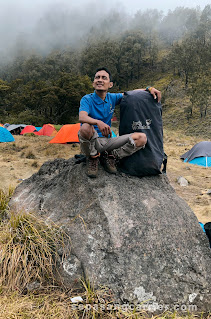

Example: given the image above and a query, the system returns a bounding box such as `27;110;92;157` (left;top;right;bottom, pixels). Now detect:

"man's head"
93;67;113;92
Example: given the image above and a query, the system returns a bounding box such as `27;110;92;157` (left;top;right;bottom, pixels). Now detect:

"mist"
0;0;209;63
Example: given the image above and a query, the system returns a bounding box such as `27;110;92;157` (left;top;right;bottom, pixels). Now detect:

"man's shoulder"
106;92;123;103
107;92;120;96
107;92;123;98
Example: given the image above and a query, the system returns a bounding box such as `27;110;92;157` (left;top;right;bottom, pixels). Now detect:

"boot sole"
86;173;98;178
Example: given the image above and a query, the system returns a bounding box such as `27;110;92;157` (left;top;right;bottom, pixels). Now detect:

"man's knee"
131;132;147;148
79;123;94;140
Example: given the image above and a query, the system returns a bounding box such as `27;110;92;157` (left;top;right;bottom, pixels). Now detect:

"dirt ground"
0;130;210;223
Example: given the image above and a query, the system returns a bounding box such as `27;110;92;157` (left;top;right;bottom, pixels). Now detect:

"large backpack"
118;90;165;177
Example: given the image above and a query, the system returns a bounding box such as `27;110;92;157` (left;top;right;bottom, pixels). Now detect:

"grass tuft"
0;187;14;221
0;210;69;292
25;150;36;159
31;160;39;168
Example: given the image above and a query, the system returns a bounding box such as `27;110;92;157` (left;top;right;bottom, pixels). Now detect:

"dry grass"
0;286;209;319
0;187;14;220
0;135;80;191
0;206;70;292
163;129;211;223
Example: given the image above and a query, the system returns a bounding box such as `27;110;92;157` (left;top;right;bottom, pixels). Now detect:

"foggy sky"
0;0;210;62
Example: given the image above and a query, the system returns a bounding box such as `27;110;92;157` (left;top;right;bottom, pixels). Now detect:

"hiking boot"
100;151;117;174
86;154;99;178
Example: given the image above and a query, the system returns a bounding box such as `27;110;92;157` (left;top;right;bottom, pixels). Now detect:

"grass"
54;124;63;131
31;160;39;167
0;287;209;318
0;193;70;292
25;150;36;159
0;187;14;220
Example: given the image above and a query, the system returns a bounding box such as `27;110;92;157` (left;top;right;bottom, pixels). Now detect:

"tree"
196;5;211;46
131;9;163;35
168;37;199;87
0;79;11;120
190;76;210;117
159;7;200;44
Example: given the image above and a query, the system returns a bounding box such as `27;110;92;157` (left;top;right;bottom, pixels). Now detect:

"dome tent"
34;124;57;137
20;125;37;135
6;124;26;135
49;123;117;144
180;141;211;167
0;127;15;142
49;124;80;144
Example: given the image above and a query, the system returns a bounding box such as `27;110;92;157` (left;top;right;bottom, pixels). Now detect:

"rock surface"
10;158;211;313
177;176;189;186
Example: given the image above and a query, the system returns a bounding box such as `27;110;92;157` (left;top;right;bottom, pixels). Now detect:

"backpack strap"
74;154;86;164
162;152;168;174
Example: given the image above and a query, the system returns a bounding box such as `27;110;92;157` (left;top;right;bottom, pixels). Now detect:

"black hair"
95;67;113;82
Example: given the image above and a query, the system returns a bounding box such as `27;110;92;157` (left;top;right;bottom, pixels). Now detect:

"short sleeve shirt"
79;91;123;136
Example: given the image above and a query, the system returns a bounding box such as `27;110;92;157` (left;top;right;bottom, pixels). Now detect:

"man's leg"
79;124;100;178
95;132;147;159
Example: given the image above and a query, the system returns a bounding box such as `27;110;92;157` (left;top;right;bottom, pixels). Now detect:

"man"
79;67;161;178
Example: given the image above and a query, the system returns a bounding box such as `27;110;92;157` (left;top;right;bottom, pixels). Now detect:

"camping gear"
34;124;57;137
199;222;205;232
204;222;211;248
20;125;37;135
118;90;164;177
75;154;86;164
50;123;116;144
0;127;15;142
6;124;26;135
49;124;80;144
180;141;211;167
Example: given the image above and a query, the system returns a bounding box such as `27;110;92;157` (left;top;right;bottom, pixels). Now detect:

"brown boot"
100;151;117;174
86;154;100;178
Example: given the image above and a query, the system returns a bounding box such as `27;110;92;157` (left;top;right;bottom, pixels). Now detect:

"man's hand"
96;120;112;137
150;88;161;103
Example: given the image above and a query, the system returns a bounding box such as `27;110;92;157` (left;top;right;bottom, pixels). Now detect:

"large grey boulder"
10;158;211;313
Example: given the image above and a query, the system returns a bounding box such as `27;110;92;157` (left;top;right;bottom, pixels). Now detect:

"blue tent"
35;127;42;131
0;127;15;142
181;141;211;167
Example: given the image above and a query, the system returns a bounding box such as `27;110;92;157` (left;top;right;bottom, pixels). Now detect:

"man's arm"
131;87;161;103
79;111;112;137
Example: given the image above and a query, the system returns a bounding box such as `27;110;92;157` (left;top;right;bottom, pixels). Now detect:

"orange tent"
20;125;37;135
34;124;57;137
49;123;80;144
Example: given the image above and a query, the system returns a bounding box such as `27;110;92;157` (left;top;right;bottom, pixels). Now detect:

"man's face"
93;70;113;92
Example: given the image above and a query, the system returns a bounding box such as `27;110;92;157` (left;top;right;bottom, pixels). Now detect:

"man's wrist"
146;86;153;92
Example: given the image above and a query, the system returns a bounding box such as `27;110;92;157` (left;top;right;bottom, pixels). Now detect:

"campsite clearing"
0;129;210;223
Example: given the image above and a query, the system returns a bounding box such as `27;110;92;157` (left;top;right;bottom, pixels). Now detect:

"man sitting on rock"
79;67;161;178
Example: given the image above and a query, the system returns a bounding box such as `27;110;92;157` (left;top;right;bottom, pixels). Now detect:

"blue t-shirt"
79;91;123;137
